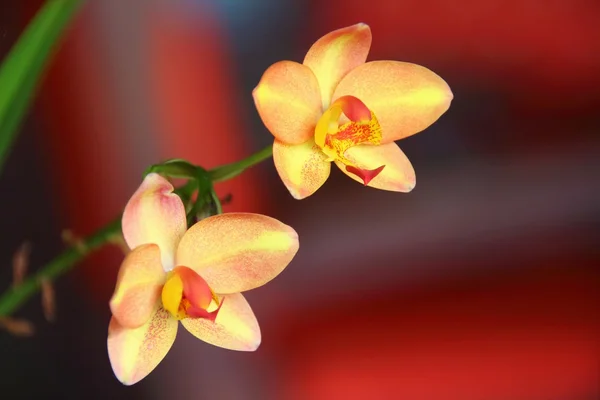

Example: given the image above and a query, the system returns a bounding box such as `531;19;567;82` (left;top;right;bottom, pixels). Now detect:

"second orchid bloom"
107;173;299;385
253;23;453;199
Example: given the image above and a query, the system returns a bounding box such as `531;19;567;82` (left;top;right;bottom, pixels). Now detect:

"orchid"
253;23;454;199
107;173;299;385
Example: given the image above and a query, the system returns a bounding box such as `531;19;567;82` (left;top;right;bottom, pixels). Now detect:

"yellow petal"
109;244;166;329
335;142;416;192
122;173;187;270
252;61;322;145
273;138;331;199
176;213;299;294
107;306;177;386
332;61;453;143
181;293;260;351
303;23;371;108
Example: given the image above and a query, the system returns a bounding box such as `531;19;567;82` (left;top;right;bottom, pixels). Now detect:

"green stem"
0;147;273;317
0;218;121;316
209;145;273;182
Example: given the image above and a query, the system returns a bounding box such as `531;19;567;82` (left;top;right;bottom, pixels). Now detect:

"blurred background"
0;0;599;399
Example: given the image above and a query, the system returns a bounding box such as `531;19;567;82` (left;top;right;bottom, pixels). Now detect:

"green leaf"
0;0;83;171
144;159;202;179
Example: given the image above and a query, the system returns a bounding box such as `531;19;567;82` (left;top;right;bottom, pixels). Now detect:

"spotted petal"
333;60;453;143
181;293;260;351
107;307;177;386
109;244;166;328
122;173;187;270
335;142;416;192
273;138;331;199
176;213;299;294
303;23;372;108
253;61;322;145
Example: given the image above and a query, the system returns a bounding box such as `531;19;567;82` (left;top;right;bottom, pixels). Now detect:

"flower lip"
346;164;386;186
314;95;384;174
334;95;372;122
161;266;219;320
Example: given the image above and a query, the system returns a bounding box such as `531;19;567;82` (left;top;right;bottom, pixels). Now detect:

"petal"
181;293;260;351
122;173;187;271
252;61;322;145
303;23;371;108
273;138;331;199
332;61;453;143
335;142;416;192
176;213;299;294
109;244;166;328
107;307;177;386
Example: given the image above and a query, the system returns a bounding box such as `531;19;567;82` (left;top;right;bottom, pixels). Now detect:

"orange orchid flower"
253;23;453;199
107;173;299;385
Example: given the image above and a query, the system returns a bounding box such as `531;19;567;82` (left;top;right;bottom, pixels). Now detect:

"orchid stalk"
0;146;273;317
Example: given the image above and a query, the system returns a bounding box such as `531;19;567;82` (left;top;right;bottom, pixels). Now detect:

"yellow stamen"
314;96;383;166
